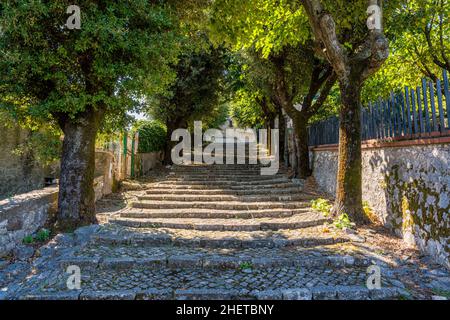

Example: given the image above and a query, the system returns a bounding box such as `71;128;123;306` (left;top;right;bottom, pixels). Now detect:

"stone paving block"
282;289;312;300
311;286;338;300
21;291;81;300
335;286;369;300
175;289;239;300
254;290;283;300
136;288;173;300
167;255;202;268
100;257;136;269
202;256;241;269
368;288;401;300
135;256;166;268
80;290;136;300
59;257;100;268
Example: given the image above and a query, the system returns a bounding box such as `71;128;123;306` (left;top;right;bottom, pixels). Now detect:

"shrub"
333;213;355;230
35;228;51;242
135;120;167;153
311;198;333;217
22;235;34;244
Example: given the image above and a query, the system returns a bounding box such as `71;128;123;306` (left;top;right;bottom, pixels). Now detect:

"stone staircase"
9;143;406;300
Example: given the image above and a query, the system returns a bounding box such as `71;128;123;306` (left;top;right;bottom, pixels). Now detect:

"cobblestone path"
1;144;449;300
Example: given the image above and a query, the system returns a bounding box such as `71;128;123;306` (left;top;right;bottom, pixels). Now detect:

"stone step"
148;182;299;190
120;208;311;219
57;244;371;270
137;194;315;203
144;187;306;196
155;177;290;186
16;265;401;300
131;200;310;210
110;212;329;231
90;225;350;249
170;170;282;176
165;174;288;181
171;165;272;171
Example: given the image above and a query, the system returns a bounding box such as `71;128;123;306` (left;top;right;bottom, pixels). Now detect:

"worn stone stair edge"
136;195;316;202
109;217;330;231
90;233;350;249
145;183;301;190
17;286;402;300
118;209;310;219
131;202;311;210
57;252;372;270
144;188;308;195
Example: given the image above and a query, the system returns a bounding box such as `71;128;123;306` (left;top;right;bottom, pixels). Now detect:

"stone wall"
310;141;450;269
0;125;58;200
0;187;58;256
0;151;117;257
136;152;163;176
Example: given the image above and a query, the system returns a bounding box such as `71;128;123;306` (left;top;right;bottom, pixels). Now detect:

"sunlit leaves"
0;0;182;129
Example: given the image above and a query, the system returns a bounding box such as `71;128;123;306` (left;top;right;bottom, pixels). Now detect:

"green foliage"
135;120;167;153
431;288;450;299
362;0;448;103
148;41;228;129
11;128;62;166
208;0;310;58
362;200;378;223
333;213;355;230
0;110;61;165
239;262;253;270
200;103;230;130
311;198;333;217
22;235;34;245
23;228;51;244
0;0;182;127
35;228;51;242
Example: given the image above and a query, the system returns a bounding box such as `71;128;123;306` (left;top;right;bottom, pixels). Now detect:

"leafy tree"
300;0;399;223
147;42;228;164
134;120;167;153
362;0;448;103
0;1;181;228
208;1;336;177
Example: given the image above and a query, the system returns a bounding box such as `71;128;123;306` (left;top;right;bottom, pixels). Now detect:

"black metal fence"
308;69;450;146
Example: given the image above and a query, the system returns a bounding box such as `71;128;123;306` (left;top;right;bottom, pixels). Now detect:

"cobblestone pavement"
1;145;449;300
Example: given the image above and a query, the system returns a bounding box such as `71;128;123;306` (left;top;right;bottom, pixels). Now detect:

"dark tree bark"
163;120;177;165
335;78;364;222
56;108;104;229
277;107;286;164
163;118;187;165
301;0;389;224
271;52;336;179
292;113;311;178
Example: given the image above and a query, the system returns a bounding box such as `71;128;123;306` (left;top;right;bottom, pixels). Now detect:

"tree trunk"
277;110;286;164
292;113;312;179
335;79;368;224
57;110;103;230
163;123;175;165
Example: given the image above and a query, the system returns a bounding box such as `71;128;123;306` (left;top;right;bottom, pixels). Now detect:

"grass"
239;262;253;270
22;228;51;245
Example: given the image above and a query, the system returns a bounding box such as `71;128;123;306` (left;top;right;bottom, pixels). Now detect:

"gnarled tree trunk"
301;0;389;224
57;109;104;229
335;79;367;223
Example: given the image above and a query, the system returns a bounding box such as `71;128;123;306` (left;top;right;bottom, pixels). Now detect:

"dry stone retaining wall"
311;142;450;269
0;151;117;257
